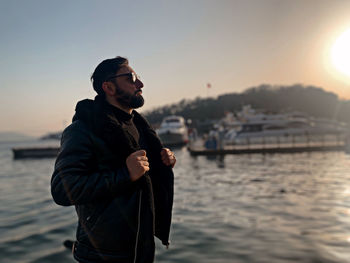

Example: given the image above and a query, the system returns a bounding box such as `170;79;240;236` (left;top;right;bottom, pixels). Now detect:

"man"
51;56;175;263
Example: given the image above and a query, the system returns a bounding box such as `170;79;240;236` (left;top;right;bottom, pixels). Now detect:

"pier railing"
188;133;349;155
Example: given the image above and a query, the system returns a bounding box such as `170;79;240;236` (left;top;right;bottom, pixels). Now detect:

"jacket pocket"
77;200;111;241
78;190;140;253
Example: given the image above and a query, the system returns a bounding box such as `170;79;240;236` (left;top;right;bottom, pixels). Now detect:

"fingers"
127;148;175;182
161;148;170;157
139;160;150;175
133;149;147;157
126;150;149;181
140;160;149;167
137;155;148;162
161;148;176;168
144;164;150;172
129;150;148;164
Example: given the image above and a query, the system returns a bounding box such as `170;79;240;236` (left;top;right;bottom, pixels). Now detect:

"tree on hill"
144;84;350;128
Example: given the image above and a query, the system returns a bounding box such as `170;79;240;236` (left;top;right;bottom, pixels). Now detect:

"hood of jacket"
72;96;139;161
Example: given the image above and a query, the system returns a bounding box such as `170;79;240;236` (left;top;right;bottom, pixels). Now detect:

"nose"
135;78;143;89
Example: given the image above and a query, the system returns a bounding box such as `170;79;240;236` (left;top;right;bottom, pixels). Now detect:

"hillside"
144;84;350;128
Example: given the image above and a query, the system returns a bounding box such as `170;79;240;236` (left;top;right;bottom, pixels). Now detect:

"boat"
12;147;60;159
197;105;349;152
221;105;349;145
12;135;61;159
156;116;189;146
40;131;62;140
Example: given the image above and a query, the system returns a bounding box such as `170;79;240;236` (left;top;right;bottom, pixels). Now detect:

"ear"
102;81;115;96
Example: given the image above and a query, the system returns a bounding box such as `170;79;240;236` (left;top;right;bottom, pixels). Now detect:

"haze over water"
1;140;350;262
2;0;350;136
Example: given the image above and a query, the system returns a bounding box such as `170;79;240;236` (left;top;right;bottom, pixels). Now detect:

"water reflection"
175;150;350;262
204;154;225;168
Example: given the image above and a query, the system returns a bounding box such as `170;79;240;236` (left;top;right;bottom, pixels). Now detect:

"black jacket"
51;97;174;262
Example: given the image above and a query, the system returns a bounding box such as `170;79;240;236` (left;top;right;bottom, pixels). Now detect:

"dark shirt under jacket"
106;104;140;144
107;103;155;262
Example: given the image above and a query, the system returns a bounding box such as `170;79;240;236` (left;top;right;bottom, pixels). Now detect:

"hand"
126;150;150;182
161;148;176;168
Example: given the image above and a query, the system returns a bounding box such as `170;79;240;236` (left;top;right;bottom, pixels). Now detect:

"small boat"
40;131;62;140
12;147;60;159
156;116;188;146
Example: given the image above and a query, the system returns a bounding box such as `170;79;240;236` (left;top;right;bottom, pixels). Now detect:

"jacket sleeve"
51;123;132;206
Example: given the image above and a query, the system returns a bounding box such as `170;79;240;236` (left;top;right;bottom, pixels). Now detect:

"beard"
114;86;144;109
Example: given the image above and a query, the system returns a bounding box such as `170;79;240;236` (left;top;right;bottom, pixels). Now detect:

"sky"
1;0;350;136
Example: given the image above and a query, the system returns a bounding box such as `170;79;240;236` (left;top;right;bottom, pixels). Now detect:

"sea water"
1;140;350;263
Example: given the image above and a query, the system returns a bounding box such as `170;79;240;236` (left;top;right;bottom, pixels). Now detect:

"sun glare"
331;28;350;77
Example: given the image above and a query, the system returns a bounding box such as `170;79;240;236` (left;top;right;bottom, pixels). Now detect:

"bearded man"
51;56;175;263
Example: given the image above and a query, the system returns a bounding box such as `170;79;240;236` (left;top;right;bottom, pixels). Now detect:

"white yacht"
157;116;188;146
222;105;348;145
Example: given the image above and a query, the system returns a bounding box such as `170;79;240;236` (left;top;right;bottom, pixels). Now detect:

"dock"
12;147;60;159
188;139;347;156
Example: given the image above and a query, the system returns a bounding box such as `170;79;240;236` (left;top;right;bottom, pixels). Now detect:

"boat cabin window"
264;125;286;130
166;119;180;123
241;124;263;132
287;122;308;128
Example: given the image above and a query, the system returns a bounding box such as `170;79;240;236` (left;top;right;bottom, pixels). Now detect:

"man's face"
110;65;144;109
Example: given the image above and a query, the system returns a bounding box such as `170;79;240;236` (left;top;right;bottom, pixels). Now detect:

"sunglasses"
106;72;140;83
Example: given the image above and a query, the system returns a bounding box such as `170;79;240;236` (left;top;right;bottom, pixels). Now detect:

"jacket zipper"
133;189;142;263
